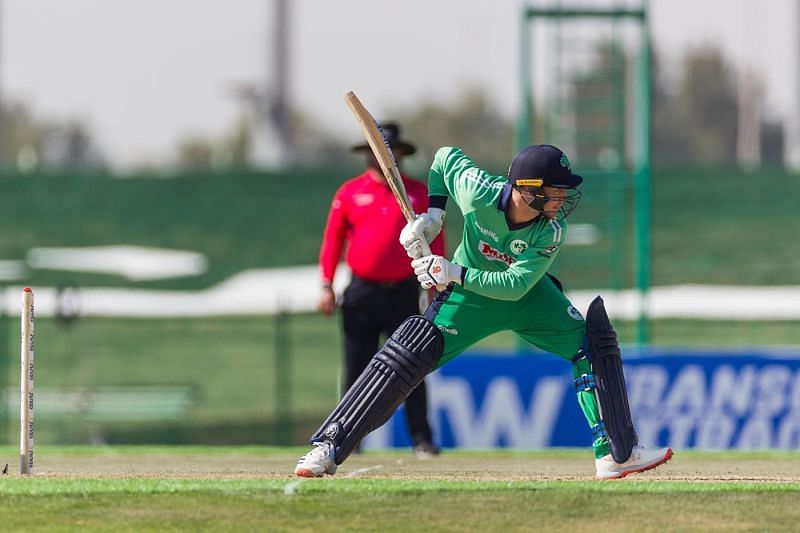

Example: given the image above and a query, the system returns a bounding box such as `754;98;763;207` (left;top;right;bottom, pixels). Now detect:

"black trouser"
340;275;434;444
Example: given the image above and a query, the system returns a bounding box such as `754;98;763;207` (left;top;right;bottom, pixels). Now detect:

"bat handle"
416;239;447;293
419;239;433;258
405;215;446;293
404;212;433;257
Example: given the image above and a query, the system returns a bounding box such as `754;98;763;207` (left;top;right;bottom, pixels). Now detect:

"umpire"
318;122;444;458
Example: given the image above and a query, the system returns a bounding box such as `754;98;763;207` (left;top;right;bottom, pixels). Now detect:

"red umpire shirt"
320;168;445;285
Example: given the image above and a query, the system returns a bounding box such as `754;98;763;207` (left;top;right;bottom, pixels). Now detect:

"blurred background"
0;0;797;449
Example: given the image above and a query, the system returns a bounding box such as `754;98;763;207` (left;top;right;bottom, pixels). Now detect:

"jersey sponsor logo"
473;220;499;242
353;193;374;206
479;241;516;266
437;324;459;335
537;244;560;258
509;239;528;255
567;305;583;321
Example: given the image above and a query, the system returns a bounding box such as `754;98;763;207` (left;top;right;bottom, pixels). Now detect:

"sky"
2;0;797;168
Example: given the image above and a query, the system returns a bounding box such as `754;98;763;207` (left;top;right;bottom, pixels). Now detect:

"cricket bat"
344;90;442;297
343;92;431;251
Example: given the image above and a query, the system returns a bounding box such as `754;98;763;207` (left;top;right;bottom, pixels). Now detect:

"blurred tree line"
0;42;784;172
314;42;784;172
390;44;783;170
652;44;783;165
0;99;106;171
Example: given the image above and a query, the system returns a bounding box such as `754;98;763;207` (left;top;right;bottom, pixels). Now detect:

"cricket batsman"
295;144;673;479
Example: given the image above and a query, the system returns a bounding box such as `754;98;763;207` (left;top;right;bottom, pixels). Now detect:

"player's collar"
497;182;513;211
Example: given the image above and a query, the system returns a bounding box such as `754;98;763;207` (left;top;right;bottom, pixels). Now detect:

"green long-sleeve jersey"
429;147;567;301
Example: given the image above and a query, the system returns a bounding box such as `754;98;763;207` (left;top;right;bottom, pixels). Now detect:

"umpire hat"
351;122;417;156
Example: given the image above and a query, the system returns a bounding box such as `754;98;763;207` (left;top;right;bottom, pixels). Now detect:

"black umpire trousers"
340;274;434;444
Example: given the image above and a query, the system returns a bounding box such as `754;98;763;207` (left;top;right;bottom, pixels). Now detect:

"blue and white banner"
364;349;800;450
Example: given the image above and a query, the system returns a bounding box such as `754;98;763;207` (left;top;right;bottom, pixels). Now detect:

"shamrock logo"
560;153;571;170
509;239;528;255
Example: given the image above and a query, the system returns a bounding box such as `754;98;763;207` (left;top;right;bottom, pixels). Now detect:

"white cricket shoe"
595;445;673;480
294;442;337;478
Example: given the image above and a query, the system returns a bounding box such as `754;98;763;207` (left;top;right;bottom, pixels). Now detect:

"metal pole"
785;0;800;170
609;18;625;291
0;0;4;166
515;4;533;153
272;0;291;163
633;1;652;344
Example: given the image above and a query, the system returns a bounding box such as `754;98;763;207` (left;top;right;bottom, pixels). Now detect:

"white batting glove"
399;208;446;259
399;218;427;259
416;208;446;243
411;255;463;290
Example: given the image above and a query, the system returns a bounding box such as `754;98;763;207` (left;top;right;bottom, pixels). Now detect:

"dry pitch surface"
11;446;800;482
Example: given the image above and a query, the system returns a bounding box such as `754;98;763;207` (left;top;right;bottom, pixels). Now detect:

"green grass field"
1;446;799;531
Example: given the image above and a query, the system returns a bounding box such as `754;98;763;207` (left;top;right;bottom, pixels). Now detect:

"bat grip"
404;214;445;293
415;238;446;293
419;239;433;258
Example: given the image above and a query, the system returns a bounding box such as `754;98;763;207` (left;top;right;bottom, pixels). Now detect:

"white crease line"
283;479;305;496
345;465;383;478
284;463;384;494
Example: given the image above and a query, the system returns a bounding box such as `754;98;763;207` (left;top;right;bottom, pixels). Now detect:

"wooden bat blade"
344;90;441;294
344;91;417;224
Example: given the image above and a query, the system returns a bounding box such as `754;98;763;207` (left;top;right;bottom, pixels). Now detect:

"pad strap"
592;421;607;441
574;374;596;393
